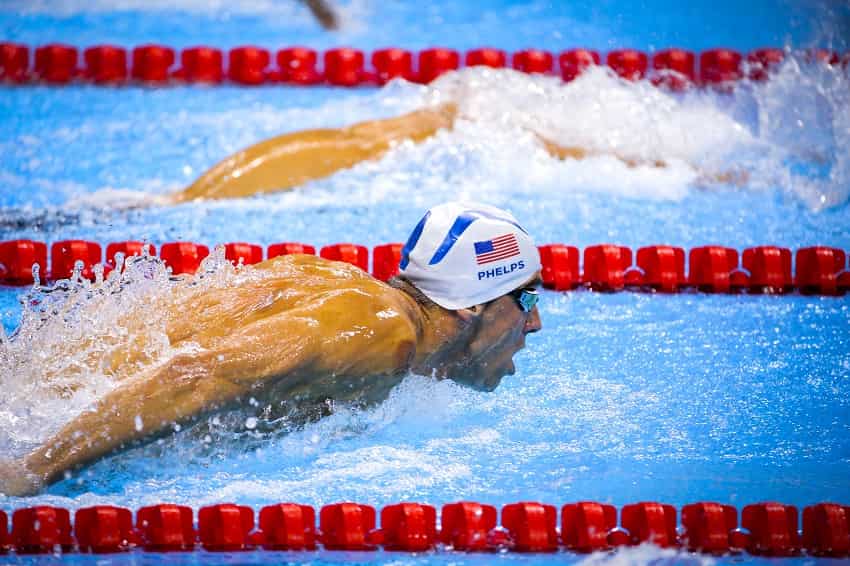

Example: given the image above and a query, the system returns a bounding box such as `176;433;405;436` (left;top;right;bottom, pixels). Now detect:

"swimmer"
167;102;744;203
0;202;543;496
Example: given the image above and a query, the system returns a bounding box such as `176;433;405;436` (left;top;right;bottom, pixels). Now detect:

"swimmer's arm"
16;328;315;493
536;134;748;185
535;134;667;168
170;103;458;202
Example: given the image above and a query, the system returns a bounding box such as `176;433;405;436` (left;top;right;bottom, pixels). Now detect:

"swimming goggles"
508;286;540;313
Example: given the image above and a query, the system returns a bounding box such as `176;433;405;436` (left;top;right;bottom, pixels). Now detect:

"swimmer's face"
447;278;543;391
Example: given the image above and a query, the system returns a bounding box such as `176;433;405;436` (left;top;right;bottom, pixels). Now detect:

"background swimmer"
0;202;542;496
169;97;744;203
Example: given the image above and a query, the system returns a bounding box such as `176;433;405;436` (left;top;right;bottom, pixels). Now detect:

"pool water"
0;1;849;564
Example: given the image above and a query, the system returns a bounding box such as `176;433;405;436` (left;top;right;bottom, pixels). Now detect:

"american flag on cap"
474;233;520;265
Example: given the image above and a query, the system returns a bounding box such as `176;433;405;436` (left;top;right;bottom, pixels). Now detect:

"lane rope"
1;501;848;556
1;43;847;88
1;239;847;296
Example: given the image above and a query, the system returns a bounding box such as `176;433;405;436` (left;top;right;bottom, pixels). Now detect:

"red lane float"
512;49;553;74
0;42;29;83
268;242;316;258
75;506;135;553
0;239;47;284
319;503;377;550
651;48;695;91
607;49;648;81
502;502;559;552
621;502;678;547
132;45;175;83
136;504;195;552
700;48;742;86
198;504;254;552
12;506;73;554
561;502;618;552
803;503;850;557
83;45;127;84
324;48;366;86
277;47;322;85
804;49;840;66
228;47;270;86
558;48;600;82
258;503;317;550
688;246;739;293
466;48;506;69
440;502;497;551
51;240;102;280
795;246;846;296
372;48;414;84
0;509;7;551
372;243;403;281
743;503;800;556
747;48;785;81
380;503;437;551
159;242;210;275
636;245;686;292
223;242;263;266
742;246;792;293
681;502;740;554
175;47;223;83
105;241;156;269
583;244;632;291
418;48;460;83
34;44;78;84
538;244;580;291
320;243;369;271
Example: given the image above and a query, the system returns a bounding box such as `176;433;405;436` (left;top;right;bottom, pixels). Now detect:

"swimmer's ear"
455;304;486;322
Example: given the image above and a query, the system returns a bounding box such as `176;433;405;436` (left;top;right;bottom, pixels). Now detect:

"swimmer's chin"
475;364;515;392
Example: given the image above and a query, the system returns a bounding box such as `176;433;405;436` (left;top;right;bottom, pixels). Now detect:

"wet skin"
0;254;541;495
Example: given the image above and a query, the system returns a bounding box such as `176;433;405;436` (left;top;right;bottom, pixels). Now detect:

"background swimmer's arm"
15;326;316;494
536;134;666;168
536;134;748;185
170;104;458;202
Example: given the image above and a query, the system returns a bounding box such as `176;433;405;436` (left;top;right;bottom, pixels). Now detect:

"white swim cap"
399;202;541;310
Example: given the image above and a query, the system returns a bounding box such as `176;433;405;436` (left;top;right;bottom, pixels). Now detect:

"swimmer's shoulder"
256;253;420;337
254;254;420;376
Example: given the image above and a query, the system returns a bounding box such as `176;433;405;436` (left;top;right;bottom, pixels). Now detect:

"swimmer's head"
395;201;543;391
398;201;542;310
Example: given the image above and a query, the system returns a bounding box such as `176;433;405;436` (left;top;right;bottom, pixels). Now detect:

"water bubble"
245;417;258;430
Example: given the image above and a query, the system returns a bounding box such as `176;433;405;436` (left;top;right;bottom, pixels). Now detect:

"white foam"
0;247;245;456
575;544;716;566
65;187;170;210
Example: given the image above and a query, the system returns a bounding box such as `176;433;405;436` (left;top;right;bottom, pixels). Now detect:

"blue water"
1;1;850;564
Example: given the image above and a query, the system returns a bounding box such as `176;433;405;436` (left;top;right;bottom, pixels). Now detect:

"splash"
575;544;716;566
407;62;849;209
0;246;244;457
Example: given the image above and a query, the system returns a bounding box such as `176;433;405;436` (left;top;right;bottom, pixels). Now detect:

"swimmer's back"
165;254;421;379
